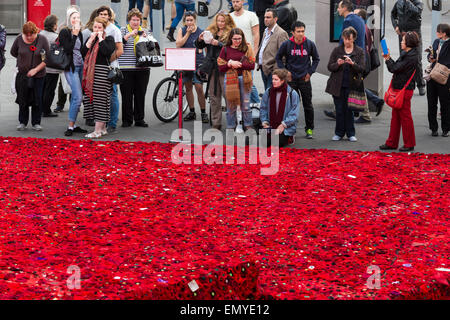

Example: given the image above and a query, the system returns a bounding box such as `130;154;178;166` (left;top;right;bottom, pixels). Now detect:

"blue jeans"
250;71;260;104
333;87;355;138
149;0;165;31
248;0;254;11
128;0;144;12
365;88;383;105
224;75;252;129
171;2;196;29
64;65;83;123
109;84;119;128
261;69;272;91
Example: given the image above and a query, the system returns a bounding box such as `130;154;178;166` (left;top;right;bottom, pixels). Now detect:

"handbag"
106;58;123;84
369;46;380;71
46;38;71;70
135;34;163;68
347;74;367;112
430;62;450;85
384;70;415;109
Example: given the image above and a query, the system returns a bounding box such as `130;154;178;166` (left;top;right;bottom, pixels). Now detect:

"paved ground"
0;0;448;154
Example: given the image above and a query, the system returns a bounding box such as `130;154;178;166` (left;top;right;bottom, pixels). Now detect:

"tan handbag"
430;62;450;85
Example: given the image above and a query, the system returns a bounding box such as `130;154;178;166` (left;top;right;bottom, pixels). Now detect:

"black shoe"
376;100;385;116
443;131;449;137
379;144;396;150
43;112;58;117
64;128;74;136
324;110;336;119
399;146;414;152
431;131;439;137
184;111;196;121
135;121;149;127
54;106;64;113
201;113;209;123
355;117;371;124
121;122;132;127
418;86;426;96
85;119;95;127
167;27;176;42
73;126;87;133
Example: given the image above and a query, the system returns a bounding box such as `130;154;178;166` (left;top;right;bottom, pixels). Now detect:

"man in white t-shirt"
230;0;261;107
97;6;123;133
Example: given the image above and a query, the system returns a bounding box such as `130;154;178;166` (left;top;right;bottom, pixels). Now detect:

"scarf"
82;37;101;103
217;45;255;108
127;24;143;54
269;82;288;129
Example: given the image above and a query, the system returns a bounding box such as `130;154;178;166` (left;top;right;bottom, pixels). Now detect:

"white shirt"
230;10;259;51
105;23;122;68
258;24;277;65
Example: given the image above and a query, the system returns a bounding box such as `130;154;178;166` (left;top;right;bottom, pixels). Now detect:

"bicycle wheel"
208;0;223;19
153;77;187;122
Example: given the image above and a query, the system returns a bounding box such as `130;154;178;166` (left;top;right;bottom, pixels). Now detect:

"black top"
386;47;419;90
254;0;274;14
59;27;84;72
80;36;116;66
391;0;423;32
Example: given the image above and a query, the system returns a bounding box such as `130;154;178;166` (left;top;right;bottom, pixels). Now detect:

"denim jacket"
260;85;300;137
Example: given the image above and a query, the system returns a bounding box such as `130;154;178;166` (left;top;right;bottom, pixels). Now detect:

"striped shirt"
119;27;150;70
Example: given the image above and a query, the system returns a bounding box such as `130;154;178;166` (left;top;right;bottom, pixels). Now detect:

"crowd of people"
0;0;448;151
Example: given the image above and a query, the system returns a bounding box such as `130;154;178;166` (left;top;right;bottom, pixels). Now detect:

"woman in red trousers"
379;32;420;152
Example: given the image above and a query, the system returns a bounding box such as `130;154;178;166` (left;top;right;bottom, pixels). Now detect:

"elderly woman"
118;9;151;128
260;68;300;147
325;26;365;142
81;17;116;138
195;12;236;130
379;31;421;152
11;21;50;131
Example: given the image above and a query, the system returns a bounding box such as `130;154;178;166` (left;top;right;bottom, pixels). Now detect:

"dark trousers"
333;87;355;138
427;79;450;132
57;79;68;108
128;0;144;12
42;73;59;114
261;69;272;91
399;30;425;88
289;79;314;131
19;77;45;126
119;69;150;124
266;131;291;148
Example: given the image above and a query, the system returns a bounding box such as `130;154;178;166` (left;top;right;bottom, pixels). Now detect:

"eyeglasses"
232;38;242;41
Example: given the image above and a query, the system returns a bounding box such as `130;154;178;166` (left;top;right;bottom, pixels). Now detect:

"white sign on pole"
165;48;197;71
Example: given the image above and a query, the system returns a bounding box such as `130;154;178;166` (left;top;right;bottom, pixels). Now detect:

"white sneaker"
17;124;26;131
332;135;342;141
32;124;42;131
349;136;358;142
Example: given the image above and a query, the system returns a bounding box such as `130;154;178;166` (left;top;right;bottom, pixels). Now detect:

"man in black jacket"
273;0;298;37
391;0;426;95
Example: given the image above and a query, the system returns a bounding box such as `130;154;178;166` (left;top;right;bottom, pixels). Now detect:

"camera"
137;31;144;36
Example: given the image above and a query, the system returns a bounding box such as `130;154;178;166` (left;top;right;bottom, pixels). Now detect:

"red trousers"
385;90;416;148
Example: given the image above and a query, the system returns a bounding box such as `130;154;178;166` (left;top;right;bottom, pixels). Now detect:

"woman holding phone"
325;27;365;142
81;17;116;138
119;9;151;128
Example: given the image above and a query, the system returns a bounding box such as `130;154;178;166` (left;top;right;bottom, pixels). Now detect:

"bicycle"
152;70;189;123
206;0;250;19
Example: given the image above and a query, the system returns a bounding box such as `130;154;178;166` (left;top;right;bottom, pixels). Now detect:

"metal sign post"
431;0;442;42
151;0;163;48
165;48;197;144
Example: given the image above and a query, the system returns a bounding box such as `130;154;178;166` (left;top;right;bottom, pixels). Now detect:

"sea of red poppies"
0;137;448;300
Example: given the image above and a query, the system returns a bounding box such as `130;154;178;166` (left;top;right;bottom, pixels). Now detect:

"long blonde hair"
206;12;236;43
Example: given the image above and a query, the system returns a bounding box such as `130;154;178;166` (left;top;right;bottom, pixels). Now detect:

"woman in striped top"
81;17;116;138
118;9;151;128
